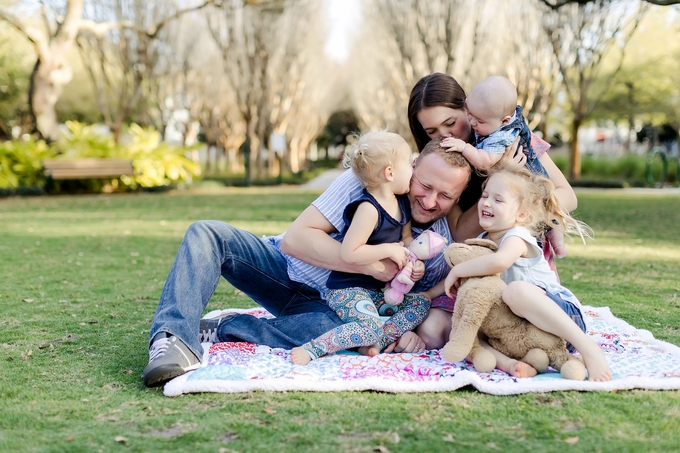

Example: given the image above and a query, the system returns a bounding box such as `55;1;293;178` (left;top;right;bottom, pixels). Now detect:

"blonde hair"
343;131;409;188
484;164;593;243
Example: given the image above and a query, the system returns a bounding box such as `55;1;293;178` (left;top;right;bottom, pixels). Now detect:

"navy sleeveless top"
326;189;411;290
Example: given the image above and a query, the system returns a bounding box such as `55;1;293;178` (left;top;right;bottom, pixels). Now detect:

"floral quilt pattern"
164;306;680;396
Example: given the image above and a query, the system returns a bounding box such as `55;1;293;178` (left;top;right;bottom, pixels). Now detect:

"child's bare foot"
489;348;537;377
579;341;612;382
291;347;312;365
358;344;380;357
497;359;538;378
511;360;538;378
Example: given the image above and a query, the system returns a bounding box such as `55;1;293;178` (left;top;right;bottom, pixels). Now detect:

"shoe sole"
143;362;202;387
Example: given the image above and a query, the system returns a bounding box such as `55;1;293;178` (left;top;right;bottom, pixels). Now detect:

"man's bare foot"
579;341;612;382
509;360;538;378
358;344;380;357
291;347;312;365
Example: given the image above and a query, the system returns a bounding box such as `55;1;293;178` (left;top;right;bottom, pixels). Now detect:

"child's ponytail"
536;176;593;244
342;131;408;188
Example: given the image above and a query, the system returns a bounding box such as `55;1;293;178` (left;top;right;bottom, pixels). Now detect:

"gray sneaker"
142;333;201;387
198;312;237;343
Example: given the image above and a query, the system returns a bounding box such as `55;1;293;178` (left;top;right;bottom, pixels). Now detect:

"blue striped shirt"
266;169;453;298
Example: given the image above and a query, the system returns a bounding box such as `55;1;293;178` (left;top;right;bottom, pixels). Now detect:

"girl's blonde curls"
484;164;593;243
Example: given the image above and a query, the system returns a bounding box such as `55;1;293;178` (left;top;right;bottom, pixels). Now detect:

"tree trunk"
569;117;582;180
30;58;74;141
27;0;84;141
625;82;635;153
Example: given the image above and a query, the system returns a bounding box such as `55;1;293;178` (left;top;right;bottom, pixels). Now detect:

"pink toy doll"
383;230;448;309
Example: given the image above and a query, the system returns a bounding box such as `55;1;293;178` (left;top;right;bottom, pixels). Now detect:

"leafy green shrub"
610;154;647;179
568;178;628;188
117;124;201;188
0;137;54;188
203;165;333;187
579;154;647;180
0;186;44;196
53;121;201;189
547;153;669;185
52;121;118;158
0;122;201;193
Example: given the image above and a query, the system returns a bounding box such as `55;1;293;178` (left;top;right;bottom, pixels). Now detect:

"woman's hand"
383;331;426;354
499;135;525;167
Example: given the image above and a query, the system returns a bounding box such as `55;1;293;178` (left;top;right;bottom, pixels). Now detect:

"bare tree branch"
0;7;47;51
542;0;649;178
539;0;679;9
143;0;217;38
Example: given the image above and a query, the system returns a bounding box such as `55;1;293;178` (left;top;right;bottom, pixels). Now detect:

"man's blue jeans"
149;220;343;360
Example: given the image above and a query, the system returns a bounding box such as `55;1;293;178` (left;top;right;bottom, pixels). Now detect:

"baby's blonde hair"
343;131;409;188
484;164;593;243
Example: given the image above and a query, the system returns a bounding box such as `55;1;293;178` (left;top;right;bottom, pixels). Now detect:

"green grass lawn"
1;187;679;452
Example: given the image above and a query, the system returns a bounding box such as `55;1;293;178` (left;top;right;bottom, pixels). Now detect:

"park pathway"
298;168;347;190
298;168;680;195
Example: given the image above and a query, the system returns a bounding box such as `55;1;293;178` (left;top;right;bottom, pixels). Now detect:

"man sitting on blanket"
142;143;482;387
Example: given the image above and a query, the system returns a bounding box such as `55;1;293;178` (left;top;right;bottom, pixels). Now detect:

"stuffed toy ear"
464;238;498;252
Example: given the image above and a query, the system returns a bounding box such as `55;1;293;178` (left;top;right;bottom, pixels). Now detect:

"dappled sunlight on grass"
1;188;317;241
4;219;292;240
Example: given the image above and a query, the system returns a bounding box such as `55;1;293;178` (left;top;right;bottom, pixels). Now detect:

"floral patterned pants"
300;287;430;360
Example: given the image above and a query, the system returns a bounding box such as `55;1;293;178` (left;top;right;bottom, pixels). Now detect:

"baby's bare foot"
358;344;380;357
509;360;538;378
580;342;612;382
291;347;312;365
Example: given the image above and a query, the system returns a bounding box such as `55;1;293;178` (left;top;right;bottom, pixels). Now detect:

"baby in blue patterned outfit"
442;75;567;258
440;75;545;174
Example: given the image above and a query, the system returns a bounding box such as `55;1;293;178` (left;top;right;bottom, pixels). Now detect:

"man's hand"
383;331;426;354
364;259;400;282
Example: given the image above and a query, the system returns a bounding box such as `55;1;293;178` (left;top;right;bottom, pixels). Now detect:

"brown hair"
408;73;468;152
416;137;472;186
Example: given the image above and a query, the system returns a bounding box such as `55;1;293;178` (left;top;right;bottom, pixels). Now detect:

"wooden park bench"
42;158;134;192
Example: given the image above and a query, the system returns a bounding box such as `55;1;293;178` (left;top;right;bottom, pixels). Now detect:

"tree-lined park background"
1;0;679;193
